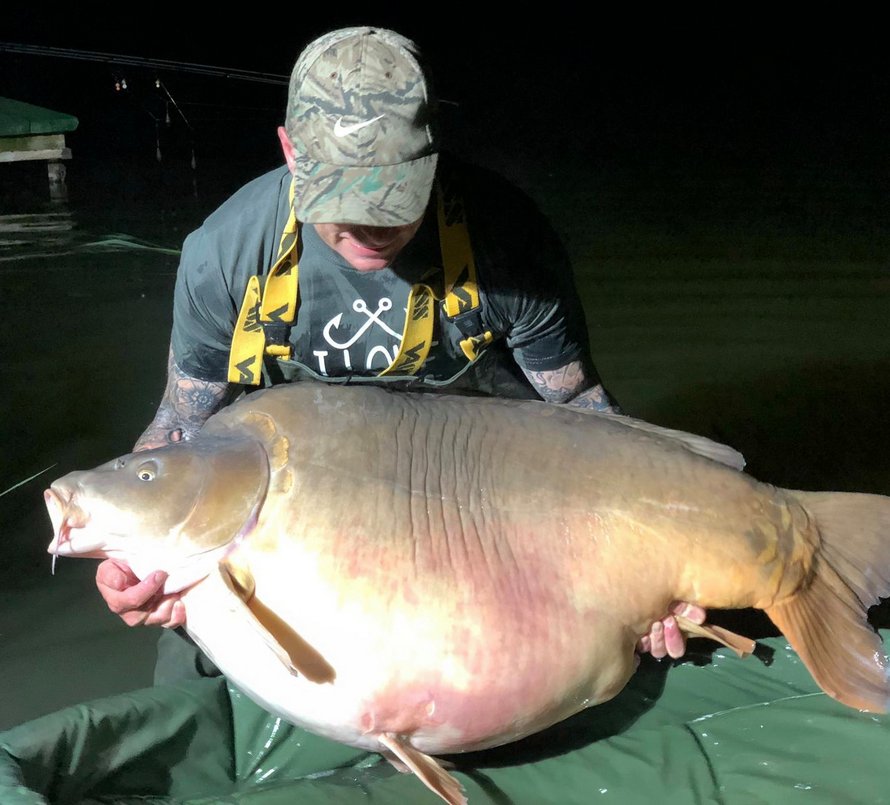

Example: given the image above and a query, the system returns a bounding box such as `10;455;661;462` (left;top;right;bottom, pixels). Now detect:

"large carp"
44;382;890;804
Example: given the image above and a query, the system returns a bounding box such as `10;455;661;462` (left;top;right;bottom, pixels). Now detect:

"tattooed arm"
521;359;624;414
133;346;238;451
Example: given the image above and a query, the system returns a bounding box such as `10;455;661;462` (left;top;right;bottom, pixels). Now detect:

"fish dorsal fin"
611;415;746;471
218;559;336;684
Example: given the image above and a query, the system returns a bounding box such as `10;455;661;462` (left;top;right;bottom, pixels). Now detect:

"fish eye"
136;461;157;482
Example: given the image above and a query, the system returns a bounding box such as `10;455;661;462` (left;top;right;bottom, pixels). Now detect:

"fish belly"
185;533;641;754
192;384;816;751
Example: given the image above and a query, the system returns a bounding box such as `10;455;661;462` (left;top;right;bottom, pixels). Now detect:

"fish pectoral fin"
217;562;336;684
221;556;256;600
675;614;757;658
378;733;466;805
217;562;297;674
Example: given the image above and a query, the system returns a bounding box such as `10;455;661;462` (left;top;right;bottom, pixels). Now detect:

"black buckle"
448;309;485;338
263;321;290;346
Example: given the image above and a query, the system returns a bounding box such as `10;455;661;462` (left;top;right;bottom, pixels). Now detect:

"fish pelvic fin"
378;733;467;805
766;490;890;713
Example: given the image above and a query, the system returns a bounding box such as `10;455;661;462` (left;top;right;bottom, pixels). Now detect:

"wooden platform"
0;96;78;199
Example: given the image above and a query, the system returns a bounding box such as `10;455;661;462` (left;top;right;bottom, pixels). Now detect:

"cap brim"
292;153;438;227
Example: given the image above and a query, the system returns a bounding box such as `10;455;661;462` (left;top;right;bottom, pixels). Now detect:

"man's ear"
278;127;297;172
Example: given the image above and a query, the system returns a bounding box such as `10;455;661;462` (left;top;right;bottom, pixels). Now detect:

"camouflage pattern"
285;27;439;227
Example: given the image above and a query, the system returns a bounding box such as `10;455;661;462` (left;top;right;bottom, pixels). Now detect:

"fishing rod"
0;42;288;85
0;42;288;194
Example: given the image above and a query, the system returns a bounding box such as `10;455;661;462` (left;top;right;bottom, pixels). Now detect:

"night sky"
2;11;887;193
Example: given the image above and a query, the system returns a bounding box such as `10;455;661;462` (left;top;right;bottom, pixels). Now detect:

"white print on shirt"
314;297;403;374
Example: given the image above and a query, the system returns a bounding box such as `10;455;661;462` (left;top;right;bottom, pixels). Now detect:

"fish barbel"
44;382;890;804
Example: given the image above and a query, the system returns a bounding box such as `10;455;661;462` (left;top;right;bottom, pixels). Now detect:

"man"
96;26;704;678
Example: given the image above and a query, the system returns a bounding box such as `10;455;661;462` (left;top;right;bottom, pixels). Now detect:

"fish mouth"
44;485;106;560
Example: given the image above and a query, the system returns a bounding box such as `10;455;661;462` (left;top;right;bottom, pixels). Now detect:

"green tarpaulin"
0;97;78;138
2;633;888;804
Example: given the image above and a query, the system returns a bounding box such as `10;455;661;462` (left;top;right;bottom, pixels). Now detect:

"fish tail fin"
765;490;890;713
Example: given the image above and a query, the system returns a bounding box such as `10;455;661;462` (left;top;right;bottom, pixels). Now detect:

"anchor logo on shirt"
316;298;403;373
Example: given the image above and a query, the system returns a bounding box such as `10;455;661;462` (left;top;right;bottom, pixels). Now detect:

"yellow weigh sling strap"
436;174;494;362
228;179;299;385
228;176;492;386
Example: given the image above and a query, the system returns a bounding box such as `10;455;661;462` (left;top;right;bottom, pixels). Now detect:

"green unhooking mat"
2;633;889;805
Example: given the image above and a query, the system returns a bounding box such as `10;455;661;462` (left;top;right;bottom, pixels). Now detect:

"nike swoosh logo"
333;114;385;137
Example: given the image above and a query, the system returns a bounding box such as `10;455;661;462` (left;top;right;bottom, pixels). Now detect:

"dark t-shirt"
171;157;592;397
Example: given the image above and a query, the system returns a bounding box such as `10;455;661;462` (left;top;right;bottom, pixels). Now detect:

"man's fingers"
117;592;184;628
98;570;168;615
648;620;667;659
670;601;706;624
638;603;705;660
142;598;186;628
95;558;138;591
641;617;689;660
120;610;150;627
164;600;188;629
663;615;688;659
151;600;187;629
94;560;184;628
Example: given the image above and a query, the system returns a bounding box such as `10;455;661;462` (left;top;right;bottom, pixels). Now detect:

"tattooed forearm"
523;361;588;403
522;360;623;414
133;347;236;451
565;384;624;414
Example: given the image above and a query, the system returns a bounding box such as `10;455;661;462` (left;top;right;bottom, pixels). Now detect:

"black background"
2;10;887;193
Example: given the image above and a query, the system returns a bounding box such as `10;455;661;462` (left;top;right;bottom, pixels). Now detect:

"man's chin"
347;257;390;272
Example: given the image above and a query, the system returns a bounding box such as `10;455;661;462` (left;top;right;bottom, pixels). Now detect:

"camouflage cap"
285;27;439;227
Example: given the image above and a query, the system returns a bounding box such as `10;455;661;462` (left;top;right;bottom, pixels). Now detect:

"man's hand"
96;559;186;628
637;601;706;660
